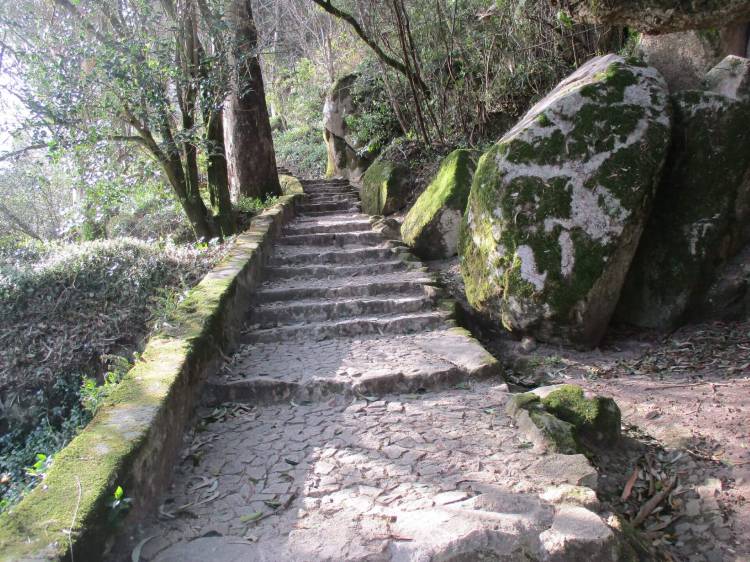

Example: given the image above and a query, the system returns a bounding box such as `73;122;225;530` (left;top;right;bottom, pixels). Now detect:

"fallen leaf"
240;511;264;523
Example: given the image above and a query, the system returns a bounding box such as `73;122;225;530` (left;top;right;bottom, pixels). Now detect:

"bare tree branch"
307;0;428;95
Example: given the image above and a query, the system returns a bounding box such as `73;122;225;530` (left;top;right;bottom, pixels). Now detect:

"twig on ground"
632;476;677;527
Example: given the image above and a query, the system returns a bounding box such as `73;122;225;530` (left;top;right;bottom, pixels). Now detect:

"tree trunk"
225;0;280;201
159;116;218;241
207;108;235;235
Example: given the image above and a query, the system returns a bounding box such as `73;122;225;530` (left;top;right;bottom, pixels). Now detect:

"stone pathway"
120;179;625;561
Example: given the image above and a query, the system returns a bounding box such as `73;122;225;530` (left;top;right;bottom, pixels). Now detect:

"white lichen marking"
438;209;462;254
558;231;575;277
516;245;547;290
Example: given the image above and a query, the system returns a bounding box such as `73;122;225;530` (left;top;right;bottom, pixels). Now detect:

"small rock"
540;485;600;510
539;505;616;561
520;336;538;352
685;499;701;517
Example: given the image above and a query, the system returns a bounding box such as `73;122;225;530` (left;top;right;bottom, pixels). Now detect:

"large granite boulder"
360;157;410;216
401;149;477;259
323;74;374;182
459;54;671;347
617;58;750;329
637;27;749;92
552;0;750;34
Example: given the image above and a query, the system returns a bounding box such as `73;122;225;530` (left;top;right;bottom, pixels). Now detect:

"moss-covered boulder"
507;384;621;453
538;384;621;445
460;54;671;347
617;67;750;329
401;149;477;259
279;174;304;195
360;158;410;216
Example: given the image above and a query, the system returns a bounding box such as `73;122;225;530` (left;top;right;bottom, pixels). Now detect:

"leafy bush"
0;237;228;511
235;195;280;215
273;125;328;179
344;62;402;156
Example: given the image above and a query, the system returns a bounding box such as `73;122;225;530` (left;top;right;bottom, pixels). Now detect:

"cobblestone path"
123;179;622;561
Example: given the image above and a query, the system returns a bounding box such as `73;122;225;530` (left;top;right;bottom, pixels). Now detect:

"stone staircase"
205;177;498;405
123;178;620;562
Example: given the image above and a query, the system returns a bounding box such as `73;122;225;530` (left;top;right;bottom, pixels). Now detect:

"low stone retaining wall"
0;194;303;561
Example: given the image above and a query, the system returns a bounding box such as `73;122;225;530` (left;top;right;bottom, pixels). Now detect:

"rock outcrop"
617;57;750;329
323;74;374;182
360;157;410;216
552;0;750;34
706;55;750;100
401;149;477;259
637;27;749;92
460;54;670;347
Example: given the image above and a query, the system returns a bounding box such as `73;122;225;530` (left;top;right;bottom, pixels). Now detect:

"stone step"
303;195;358;206
298;201;360;213
208;329;499;405
302;187;356;196
250;294;435;327
280;231;384;247
305;190;358;199
241;311;452;343
299;208;361;218
284;219;372;236
265;260;412;280
255;277;433;303
293;212;371;224
300;179;350;186
300;178;349;185
269;246;394;266
300;184;352;192
144;383;613;562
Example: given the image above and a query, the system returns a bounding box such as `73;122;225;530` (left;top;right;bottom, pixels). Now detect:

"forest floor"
431;259;750;562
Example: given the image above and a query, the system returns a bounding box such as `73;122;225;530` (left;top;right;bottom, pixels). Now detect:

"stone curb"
0;193;304;562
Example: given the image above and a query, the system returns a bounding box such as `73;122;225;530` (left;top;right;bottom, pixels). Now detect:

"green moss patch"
361;159;410;216
508;384;622;454
541;384;621;444
401;149;477;259
279;175;305;195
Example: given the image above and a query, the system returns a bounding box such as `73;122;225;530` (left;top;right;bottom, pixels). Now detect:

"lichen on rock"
401;149;477;259
460;54;670;347
360;157;410;216
618;60;750;329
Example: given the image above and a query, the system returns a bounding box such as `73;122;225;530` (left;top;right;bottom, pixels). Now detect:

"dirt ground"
430;259;750;562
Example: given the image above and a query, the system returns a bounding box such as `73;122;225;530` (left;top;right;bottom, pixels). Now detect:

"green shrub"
0;237;228;512
235;195;280;214
273;125;328;178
